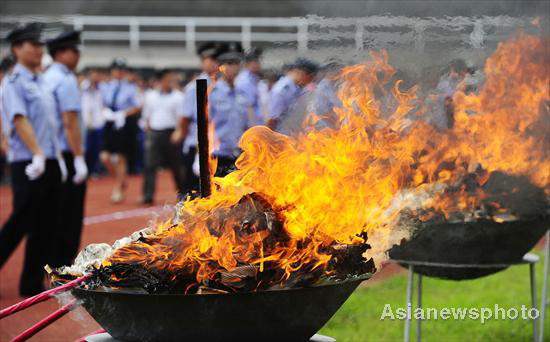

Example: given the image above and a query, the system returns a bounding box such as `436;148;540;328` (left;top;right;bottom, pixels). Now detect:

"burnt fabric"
52;151;87;267
142;129;185;201
0;160;61;294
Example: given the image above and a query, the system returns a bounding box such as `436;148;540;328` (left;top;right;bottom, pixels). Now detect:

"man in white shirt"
81;68;105;176
427;59;469;130
141;69;186;204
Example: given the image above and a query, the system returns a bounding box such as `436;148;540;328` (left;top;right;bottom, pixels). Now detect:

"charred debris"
406;170;549;225
80;193;376;294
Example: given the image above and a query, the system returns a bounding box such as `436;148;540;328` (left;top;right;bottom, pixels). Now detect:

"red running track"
0;171;180;341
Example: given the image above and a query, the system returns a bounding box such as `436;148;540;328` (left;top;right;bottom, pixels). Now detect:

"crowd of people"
0;22;476;296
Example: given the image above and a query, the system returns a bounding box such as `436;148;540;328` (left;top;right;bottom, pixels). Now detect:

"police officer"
0;23;63;296
266;58;319;134
43;30;87;267
0;55;16;181
310;61;343;129
235;47;263;126
208;42;249;177
178;42;221;192
99;58;141;203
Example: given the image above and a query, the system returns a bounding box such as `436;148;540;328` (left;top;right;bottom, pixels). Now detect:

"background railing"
0;15;532;53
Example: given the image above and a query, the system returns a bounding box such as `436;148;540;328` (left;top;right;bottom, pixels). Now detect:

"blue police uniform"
44;60;87;268
310;78;342;129
99;79;139;155
100;79;139;113
1;64;58;162
44;62;82;153
267;75;304;134
209;79;249;160
312;79;342;116
0;64;63;296
235;69;263;126
0;23;65;296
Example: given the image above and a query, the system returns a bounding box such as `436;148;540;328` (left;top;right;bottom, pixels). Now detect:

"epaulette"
273;80;291;94
7;72;19;83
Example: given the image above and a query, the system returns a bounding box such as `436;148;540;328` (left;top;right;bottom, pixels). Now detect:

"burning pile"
90;193;375;294
56;32;549;294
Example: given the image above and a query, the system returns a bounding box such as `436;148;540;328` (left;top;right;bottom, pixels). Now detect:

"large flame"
106;33;549;290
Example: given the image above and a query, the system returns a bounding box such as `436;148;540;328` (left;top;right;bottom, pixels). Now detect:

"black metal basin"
72;276;368;342
388;217;549;280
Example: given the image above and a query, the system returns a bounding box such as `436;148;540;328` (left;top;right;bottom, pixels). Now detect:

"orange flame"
107;33;549;290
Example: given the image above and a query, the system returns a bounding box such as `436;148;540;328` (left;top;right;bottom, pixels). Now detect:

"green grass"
319;252;549;341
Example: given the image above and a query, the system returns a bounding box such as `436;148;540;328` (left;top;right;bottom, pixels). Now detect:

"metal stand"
398;254;540;342
539;230;549;342
404;266;414;342
416;272;422;342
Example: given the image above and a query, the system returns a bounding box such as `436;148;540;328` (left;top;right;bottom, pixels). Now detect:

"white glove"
102;108;115;121
192;153;200;177
25;154;46;180
73;155;88;184
114;111;126;130
57;155;68;183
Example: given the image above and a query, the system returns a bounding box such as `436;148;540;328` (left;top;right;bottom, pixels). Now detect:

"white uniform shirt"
81;81;105;130
142;89;185;130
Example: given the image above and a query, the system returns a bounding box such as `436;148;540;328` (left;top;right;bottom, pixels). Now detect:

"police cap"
110;58;128;70
197;42;223;59
244;47;262;62
290;58;320;75
5;22;44;45
217;42;244;64
47;30;81;54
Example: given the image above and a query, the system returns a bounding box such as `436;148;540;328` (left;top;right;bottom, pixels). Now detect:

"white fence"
0;15;532;53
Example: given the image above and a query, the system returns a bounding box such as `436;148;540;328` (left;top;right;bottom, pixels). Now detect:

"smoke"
267;14;547;76
297;1;548;18
53;292;98;335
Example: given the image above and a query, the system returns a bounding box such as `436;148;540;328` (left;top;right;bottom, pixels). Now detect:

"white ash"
365;224;411;267
52;227;153;276
51;201;186;276
382;182;447;222
172;201;184;225
111;227;153;250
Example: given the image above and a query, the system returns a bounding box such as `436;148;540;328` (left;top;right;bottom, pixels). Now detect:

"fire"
104;33;549;293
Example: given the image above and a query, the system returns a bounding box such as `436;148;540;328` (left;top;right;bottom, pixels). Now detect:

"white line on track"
83;206;169;225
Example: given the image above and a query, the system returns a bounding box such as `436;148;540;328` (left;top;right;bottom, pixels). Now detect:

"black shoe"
141;198;154;205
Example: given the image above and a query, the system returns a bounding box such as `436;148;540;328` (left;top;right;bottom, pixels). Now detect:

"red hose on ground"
10;299;79;342
0;274;91;319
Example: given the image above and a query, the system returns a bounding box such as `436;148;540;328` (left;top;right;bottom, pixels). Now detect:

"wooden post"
196;79;211;197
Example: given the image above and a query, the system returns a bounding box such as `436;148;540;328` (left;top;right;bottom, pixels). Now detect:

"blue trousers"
85;128;104;175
